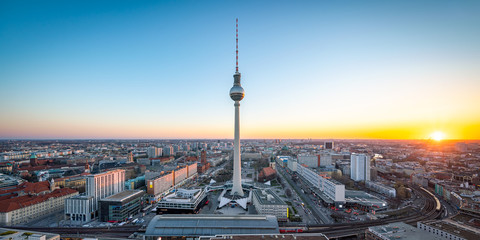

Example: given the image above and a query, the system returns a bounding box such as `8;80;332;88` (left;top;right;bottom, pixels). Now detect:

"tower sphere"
230;85;245;101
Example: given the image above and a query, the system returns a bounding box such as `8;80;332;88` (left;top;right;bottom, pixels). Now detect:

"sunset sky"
1;0;479;140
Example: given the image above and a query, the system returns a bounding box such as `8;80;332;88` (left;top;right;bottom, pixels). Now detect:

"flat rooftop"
101;190;144;202
145;214;279;237
422;219;480;240
161;188;203;203
369;222;440;240
345;190;387;207
253;189;287;206
207;233;328;240
0;228;59;240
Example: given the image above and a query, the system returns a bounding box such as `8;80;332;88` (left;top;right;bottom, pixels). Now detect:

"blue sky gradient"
1;0;479;139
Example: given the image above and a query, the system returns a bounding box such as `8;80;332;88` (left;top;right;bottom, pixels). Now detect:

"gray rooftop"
368;222;441;240
145;214;279;237
422;219;480;240
253;189;287;206
100;190;144;202
0;228;60;240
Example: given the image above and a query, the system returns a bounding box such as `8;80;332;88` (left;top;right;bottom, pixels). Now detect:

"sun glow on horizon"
431;131;446;141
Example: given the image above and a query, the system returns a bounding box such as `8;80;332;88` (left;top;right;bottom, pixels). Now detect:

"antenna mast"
236;18;239;73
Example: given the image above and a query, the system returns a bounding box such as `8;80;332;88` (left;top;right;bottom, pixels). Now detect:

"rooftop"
253;189;287;206
0;227;59;240
422;219;480;239
145;214;279;237
0;188;78;213
207;233;328;240
369;222;440;240
101;190;144;202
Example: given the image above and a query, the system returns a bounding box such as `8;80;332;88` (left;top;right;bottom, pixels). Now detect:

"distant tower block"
325;141;334;150
201;150;207;165
128;151;134;163
230;18;245;197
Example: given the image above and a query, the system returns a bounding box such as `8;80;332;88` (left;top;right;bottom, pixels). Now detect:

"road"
277;166;333;224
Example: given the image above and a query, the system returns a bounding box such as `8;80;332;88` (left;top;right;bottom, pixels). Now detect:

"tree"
285;188;292;198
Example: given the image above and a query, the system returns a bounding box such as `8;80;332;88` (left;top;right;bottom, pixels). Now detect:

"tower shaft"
231;101;244;196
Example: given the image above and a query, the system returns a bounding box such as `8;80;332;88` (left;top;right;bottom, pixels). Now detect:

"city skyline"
1;1;480;140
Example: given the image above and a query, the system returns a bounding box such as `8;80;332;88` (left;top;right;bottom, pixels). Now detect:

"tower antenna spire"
236;18;239;73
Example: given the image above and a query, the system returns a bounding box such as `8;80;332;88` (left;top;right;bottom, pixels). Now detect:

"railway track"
306;186;443;237
10;187;442;239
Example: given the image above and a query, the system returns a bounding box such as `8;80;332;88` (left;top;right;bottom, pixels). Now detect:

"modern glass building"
98;190;145;222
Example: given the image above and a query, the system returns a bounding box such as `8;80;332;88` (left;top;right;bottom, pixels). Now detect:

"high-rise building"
324;141;334;150
163;146;174;156
350;153;370;182
65;169;126;224
147;146;161;158
201;150;206;165
127;151;134;163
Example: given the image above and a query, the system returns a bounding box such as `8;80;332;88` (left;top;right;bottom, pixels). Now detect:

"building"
367;222;439;240
417;220;480;240
29;153;38;166
127;151;134;163
144;215;279;240
99;190;145;222
146;163;198;202
296;164;345;207
147;146;162;158
0;187;78;226
64;195;95;224
324;141;334;150
156;188;207;214
86;169;125;210
258;167;276;182
0;173;21;188
205;234;328;240
163;146;174;156
351;153;370;182
252;189;288;221
0;228;60;240
287;159;297;172
65;169;125;224
201;150;207;164
298;155;320;168
365;181;396;198
147;171;174;201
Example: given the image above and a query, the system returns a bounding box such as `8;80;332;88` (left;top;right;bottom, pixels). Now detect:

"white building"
287;159;297;172
365;181;396;198
296;164;345;204
64;195;95;224
350;153;370;182
252;189;288;221
319;152;333;167
86;169;125;210
297;155;319;168
65;169;125;224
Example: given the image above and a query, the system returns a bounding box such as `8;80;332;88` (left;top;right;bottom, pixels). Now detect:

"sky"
1;0;479;140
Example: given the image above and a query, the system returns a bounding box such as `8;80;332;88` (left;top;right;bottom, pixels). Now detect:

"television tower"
230;18;245;196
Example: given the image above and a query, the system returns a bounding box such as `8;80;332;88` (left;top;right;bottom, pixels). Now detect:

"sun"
431;131;445;141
